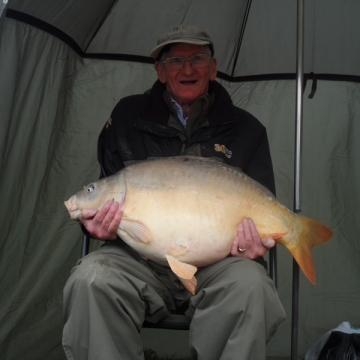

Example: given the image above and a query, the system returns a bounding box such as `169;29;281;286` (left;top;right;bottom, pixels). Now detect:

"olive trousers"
62;242;285;360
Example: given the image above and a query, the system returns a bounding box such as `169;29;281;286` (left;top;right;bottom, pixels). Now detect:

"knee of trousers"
193;258;280;315
212;258;271;292
189;258;285;345
217;258;285;332
63;253;140;307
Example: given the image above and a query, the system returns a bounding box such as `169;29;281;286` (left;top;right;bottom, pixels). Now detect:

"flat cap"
150;24;214;59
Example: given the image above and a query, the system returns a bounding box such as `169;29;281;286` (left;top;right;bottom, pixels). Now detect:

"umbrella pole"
291;0;304;359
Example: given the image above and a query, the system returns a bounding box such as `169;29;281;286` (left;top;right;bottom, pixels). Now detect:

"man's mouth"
180;80;197;85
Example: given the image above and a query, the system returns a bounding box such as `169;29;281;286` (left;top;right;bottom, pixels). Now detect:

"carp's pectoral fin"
178;278;197;296
166;255;197;295
119;218;151;243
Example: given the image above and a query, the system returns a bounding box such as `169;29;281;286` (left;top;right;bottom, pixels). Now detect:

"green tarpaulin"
1;1;360;359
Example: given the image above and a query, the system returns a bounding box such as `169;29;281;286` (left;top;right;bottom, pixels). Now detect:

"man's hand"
230;218;275;259
79;200;123;240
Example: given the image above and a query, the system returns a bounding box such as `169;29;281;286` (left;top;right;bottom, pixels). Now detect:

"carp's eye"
86;184;95;193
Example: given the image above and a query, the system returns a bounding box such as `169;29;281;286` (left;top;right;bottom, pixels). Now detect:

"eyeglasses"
161;54;212;71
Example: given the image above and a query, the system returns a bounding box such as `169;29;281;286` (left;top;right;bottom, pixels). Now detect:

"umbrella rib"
231;0;253;77
84;0;119;53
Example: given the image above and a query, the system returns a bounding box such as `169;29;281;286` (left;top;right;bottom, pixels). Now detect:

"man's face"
155;43;217;104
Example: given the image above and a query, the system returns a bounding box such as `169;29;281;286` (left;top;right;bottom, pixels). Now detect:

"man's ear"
155;62;167;84
209;58;217;81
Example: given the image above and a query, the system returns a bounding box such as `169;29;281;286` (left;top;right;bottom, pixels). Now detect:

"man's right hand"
79;199;123;240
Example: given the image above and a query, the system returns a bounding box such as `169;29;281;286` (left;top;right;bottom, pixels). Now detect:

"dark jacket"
98;80;276;195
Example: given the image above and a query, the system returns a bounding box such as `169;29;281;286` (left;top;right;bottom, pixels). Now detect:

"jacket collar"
145;80;236;126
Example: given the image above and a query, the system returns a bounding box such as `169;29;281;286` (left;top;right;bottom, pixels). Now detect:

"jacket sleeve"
97;93;152;178
97;101;129;178
229;106;276;196
244;127;276;196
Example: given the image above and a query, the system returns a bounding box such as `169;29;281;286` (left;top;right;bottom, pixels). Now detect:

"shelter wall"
1;19;359;359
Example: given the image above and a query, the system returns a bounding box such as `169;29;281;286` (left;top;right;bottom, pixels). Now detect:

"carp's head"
64;195;82;220
64;174;126;220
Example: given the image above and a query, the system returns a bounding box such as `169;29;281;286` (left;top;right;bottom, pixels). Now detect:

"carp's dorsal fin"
120;218;151;243
166;255;197;295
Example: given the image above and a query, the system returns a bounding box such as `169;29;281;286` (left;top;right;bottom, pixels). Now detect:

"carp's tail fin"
288;216;333;285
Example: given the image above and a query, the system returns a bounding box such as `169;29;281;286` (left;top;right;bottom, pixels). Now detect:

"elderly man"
62;25;286;360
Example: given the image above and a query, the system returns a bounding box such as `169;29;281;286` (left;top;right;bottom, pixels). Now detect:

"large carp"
64;156;332;294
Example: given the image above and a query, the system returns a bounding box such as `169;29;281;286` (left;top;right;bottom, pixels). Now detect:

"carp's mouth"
64;196;81;220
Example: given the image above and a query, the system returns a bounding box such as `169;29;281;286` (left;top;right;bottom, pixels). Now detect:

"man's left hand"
230;218;275;259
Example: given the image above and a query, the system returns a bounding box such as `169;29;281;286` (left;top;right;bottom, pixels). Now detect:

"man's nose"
182;59;194;74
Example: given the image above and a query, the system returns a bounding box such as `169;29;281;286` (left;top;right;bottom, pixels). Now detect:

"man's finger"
79;208;98;221
261;237;276;249
242;218;255;251
236;222;247;251
93;199;117;225
107;209;123;234
102;201;120;224
230;236;239;256
247;218;260;240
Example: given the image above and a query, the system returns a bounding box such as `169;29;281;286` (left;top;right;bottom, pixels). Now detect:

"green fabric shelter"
0;1;359;359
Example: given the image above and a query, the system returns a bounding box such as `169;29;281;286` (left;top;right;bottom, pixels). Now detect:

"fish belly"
117;157;290;267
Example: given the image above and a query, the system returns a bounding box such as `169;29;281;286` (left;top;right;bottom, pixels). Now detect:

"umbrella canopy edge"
6;8;360;84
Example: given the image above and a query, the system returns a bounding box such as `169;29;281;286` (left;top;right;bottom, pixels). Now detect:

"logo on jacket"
214;144;232;158
105;117;112;129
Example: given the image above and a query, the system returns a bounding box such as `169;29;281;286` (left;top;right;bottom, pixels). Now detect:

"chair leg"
81;234;90;258
269;245;277;288
291;260;300;360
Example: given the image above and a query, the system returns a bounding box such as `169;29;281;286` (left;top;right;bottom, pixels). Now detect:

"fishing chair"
80;233;278;331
